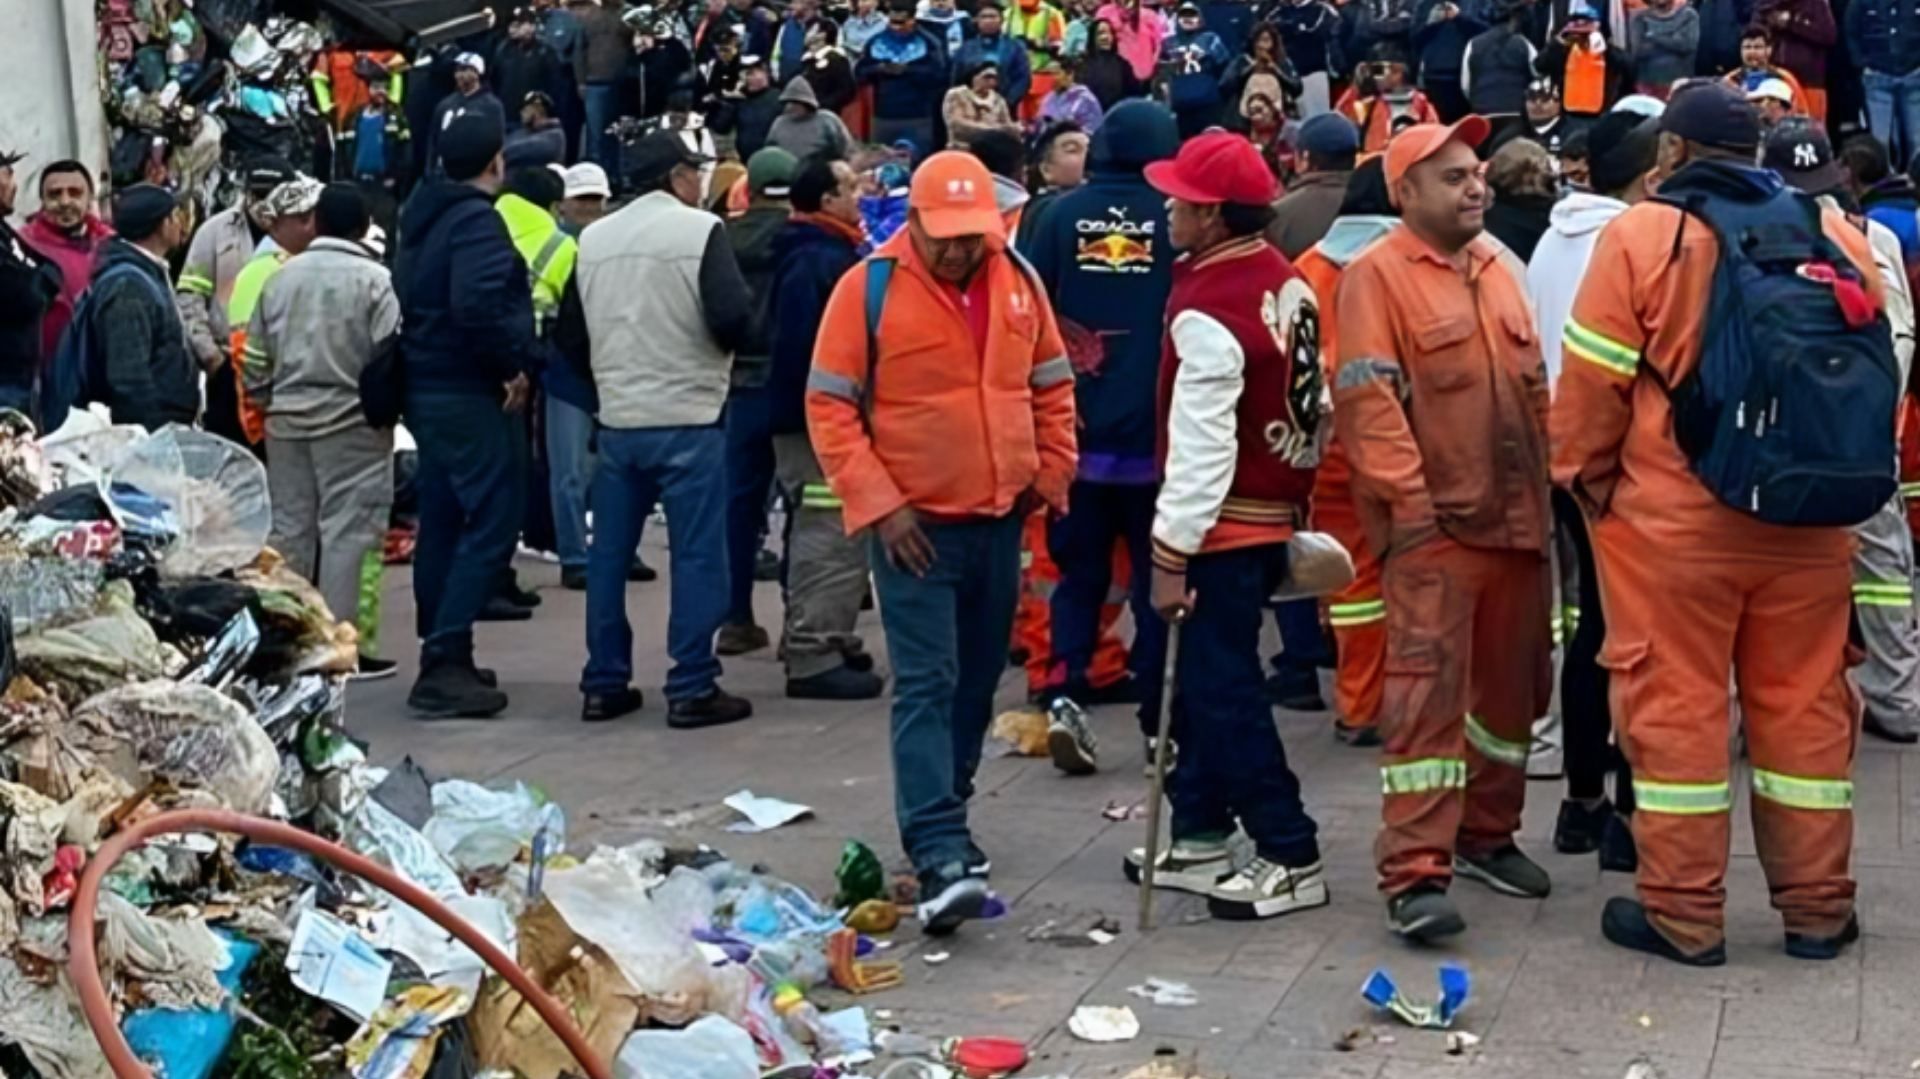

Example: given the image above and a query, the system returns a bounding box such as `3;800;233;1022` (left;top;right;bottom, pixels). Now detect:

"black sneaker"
1046;698;1098;776
667;688;754;729
408;662;509;719
582;686;644;722
1553;798;1612;855
1208;858;1329;921
1601;897;1726;966
1123;836;1231;895
628;559;658;583
1598;811;1639;873
1863;713;1920;745
478;595;534;622
561;567;588;591
1265;669;1325;711
501;578;541;608
754;547;782;581
918;864;990;936
350;655;399;682
715;622;770;656
964;842;992;879
1387;886;1466;943
1785;913;1860;960
844;650;875;673
786;664;884;700
1333;719;1381;747
1455;845;1551;899
476;667;498;688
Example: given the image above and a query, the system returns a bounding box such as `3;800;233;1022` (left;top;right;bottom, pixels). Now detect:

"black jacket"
1485;191;1555;262
767;216;862;432
734;88;783;160
0;222;59;405
726;202;789;386
494;38;562;116
91;239;198;430
395;180;536;396
1082;49;1146;109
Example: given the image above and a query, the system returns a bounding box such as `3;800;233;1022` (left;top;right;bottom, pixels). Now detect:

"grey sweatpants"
773;432;868;679
267;426;395;659
1852;496;1920;737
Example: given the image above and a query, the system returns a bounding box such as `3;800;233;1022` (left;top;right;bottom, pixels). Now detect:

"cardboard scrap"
471;900;643;1079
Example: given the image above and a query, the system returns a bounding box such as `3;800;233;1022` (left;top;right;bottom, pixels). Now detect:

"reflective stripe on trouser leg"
357;547;384;658
1380;758;1466;794
1457;549;1552;860
1851;498;1920;736
1465;713;1530;768
1751;770;1852;810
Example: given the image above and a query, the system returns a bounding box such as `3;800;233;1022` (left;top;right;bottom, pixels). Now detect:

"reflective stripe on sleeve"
799;482;843;509
1563;318;1640;379
1030;355;1074;388
1752;769;1853;810
1633;778;1733;815
178;273;215;295
1328;598;1386;626
1381;757;1467;795
1464;713;1530;768
1334;357;1404;393
806;369;862;401
1900;482;1920;498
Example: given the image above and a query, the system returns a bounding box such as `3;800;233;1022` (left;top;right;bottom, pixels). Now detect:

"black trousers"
1553;488;1632;810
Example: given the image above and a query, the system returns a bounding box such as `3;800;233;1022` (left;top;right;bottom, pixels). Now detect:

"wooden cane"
1138;618;1184;931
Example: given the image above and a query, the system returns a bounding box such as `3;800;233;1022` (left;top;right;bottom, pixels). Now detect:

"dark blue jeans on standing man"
1168;542;1321;867
581;424;728;702
581;81;624;177
1046;479;1167;738
724;386;776;626
408;392;527;668
870;512;1023;875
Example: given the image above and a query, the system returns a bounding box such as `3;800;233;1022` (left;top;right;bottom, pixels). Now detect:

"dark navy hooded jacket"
1021;100;1181;483
394;180;537;395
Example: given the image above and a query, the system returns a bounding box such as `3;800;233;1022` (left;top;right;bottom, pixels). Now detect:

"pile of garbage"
95;0;332;206
0;412;1013;1079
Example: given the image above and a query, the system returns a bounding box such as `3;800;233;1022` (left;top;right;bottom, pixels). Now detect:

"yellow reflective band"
1634;778;1732;815
178;273;214;295
1551;613;1565;646
1381;758;1467;795
1901;482;1920;497
1752;769;1852;810
1329;599;1386;626
1464;713;1530;768
799;482;842;509
1853;580;1913;607
1564;318;1640;379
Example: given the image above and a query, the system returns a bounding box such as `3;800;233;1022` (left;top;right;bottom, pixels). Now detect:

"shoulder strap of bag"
861;256;896;425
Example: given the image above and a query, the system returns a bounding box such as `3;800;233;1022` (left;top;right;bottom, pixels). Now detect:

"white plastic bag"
614;1015;758;1079
421;779;566;873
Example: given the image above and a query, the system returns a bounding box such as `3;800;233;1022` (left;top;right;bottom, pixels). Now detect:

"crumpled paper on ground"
988;708;1049;757
95;892;230;1010
16;581;182;703
0;957;110;1079
69;680;278;813
541;861;724;1026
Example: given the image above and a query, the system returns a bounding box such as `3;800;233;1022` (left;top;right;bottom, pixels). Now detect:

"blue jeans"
724;386;776;625
545;395;596;571
1865;68;1920;171
581;425;728;701
1270;596;1332;689
1168;544;1321;866
1046;480;1166;738
408;393;526;666
870;513;1023;874
581;81;624;177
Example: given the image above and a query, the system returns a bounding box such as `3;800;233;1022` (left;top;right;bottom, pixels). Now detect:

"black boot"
478;595;534;622
582;686;645;722
667;688;754;729
1598;810;1639;873
408;660;509;719
786;664;884;701
1785;913;1860;960
1600;897;1725;967
1553;798;1612;854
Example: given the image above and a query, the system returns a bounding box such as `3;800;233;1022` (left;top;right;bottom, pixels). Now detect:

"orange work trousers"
1313;489;1385;731
1592;517;1857;956
1376;537;1551;896
1016;509;1129;694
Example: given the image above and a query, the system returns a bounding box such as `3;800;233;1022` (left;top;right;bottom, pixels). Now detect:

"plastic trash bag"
347;798;468;902
542;861;719;1026
110;425;270;576
96;892;231;1010
16;580;180;702
0;955;110;1079
70;680;279;813
0;556;106;633
614;1015;759;1079
422;780;566;873
37;407;145;490
234;550;358;675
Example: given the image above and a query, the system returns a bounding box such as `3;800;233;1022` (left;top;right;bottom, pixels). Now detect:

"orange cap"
907;151;1006;241
1384;115;1492;189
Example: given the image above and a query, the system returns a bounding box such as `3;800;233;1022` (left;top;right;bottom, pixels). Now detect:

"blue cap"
1298;113;1361;157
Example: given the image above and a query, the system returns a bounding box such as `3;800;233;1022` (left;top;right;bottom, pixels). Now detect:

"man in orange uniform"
1296;156;1399;746
807;151;1077;935
1334;116;1554;943
1553;84;1879;965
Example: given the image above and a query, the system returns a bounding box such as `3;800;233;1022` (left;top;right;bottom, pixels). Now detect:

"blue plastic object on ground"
1359;963;1470;1028
122;934;260;1079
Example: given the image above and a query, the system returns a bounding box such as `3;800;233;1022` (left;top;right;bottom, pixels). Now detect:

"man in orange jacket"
807;151;1078;935
1334;116;1555;943
1553;84;1881;966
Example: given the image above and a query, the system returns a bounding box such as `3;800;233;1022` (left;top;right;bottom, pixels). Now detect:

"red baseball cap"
1384;115;1492;189
1144;131;1279;206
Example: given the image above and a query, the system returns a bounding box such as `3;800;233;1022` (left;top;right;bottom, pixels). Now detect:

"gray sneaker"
1387;887;1467;943
1455;845;1552;899
1208;858;1329;921
1047;698;1098;775
1123;836;1232;896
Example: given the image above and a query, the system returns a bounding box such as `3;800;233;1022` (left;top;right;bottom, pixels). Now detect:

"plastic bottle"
770;984;837;1054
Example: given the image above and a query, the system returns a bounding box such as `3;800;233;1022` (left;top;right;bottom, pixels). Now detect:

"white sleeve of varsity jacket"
1152;309;1244;570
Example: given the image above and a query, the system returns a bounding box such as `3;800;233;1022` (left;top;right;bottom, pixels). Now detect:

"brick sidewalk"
350;552;1920;1078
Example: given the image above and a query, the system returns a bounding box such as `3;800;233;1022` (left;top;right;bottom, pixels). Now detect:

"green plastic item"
833;840;885;909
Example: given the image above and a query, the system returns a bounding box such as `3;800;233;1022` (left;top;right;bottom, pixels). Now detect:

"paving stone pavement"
351;548;1920;1078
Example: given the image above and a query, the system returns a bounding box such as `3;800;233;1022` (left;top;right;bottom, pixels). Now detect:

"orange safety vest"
1562;44;1607;115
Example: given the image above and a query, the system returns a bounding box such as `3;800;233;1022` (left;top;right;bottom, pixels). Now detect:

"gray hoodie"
765;77;855;162
1525;191;1627;386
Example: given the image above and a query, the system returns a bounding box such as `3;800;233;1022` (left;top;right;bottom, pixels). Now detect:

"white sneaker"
1207;858;1330;921
1123;837;1231;895
1046;698;1098;775
1527;714;1564;780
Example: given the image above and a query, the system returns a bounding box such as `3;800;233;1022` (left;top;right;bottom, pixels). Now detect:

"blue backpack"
1650;167;1899;527
40;262;166;432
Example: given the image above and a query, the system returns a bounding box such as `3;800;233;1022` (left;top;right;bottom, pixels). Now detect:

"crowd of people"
2;0;1919;964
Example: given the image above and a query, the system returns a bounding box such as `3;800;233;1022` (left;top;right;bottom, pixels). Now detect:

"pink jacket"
19;213;113;357
1096;2;1167;82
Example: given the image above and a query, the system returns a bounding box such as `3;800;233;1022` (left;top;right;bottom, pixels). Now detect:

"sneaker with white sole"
917;863;990;937
1123;837;1232;895
1207;857;1329;920
1141;736;1178;778
1454;845;1551;899
1047;698;1098;775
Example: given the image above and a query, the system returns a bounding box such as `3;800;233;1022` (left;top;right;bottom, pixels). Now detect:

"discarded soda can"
1359;964;1470;1029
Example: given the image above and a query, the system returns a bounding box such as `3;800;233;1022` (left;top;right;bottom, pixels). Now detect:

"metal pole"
1138;618;1183;931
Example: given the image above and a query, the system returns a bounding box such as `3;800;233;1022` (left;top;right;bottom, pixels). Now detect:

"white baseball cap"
563;162;612;199
455;51;486;75
1747;77;1793;105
